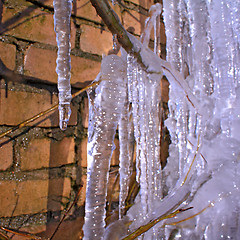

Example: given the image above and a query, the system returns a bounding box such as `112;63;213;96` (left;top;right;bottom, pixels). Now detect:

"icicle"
185;0;213;97
127;53;141;184
118;94;134;219
53;0;72;130
163;0;183;72
83;55;126;240
207;0;236;113
141;3;162;53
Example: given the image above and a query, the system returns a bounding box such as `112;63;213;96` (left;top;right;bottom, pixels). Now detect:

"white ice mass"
80;0;240;239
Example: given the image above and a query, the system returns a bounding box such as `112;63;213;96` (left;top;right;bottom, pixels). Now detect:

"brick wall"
0;0;167;239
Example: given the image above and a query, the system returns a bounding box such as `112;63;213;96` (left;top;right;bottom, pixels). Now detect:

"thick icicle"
53;0;72;130
83;55;126;240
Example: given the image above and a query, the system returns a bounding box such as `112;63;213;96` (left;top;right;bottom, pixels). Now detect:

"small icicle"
141;3;162;52
53;0;72;130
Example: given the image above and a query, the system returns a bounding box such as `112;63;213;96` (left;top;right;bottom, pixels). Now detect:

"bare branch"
90;0;133;52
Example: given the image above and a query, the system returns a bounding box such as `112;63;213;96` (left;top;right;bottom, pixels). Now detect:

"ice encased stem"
53;0;72;130
83;55;126;240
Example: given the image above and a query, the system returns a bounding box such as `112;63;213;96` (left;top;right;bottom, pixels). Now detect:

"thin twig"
122;207;193;240
49;184;83;240
163;204;212;227
182;134;201;185
0;227;42;240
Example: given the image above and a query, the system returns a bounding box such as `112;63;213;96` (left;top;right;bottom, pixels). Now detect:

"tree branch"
90;0;133;52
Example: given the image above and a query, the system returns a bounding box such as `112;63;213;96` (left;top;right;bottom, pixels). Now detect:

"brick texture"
0;41;16;70
20;137;75;170
0;137;13;171
2;5;75;46
0;178;71;217
0;89;77;127
24;46;101;84
80;25;113;55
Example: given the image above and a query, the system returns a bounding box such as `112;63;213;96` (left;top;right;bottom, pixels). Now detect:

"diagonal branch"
90;0;133;52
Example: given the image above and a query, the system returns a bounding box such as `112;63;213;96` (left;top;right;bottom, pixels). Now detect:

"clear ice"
83;1;240;239
53;0;72;130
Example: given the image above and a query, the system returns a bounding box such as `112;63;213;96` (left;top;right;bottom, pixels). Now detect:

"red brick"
0;42;16;70
0;137;13;171
80;25;113;55
24;46;57;83
0;178;71;217
20;137;75;171
0;89;77;127
81;97;89;129
24;46;101;84
75;0;101;22
47;178;72;212
11;225;46;240
79;137;87;168
79;137;119;168
71;54;101;82
2;5;75;46
77;174;86;206
122;9;143;36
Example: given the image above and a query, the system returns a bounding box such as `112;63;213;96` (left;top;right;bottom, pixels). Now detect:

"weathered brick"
12;225;46;240
24;46;57;83
81;97;89;129
0;137;13;171
0;89;77;127
79;137;119;168
80;25;113;55
78;137;87;168
24;46;100;84
71;54;101;83
75;0;101;22
2;5;75;46
0;178;71;217
20;137;75;171
122;9;143;36
0;42;16;70
47;178;72;212
77;174;86;206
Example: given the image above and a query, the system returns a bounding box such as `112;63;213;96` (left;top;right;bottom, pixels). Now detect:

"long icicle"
53;0;72;130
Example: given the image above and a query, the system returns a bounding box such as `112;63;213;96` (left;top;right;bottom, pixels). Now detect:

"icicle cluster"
53;0;72;130
161;0;240;239
83;1;240;239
